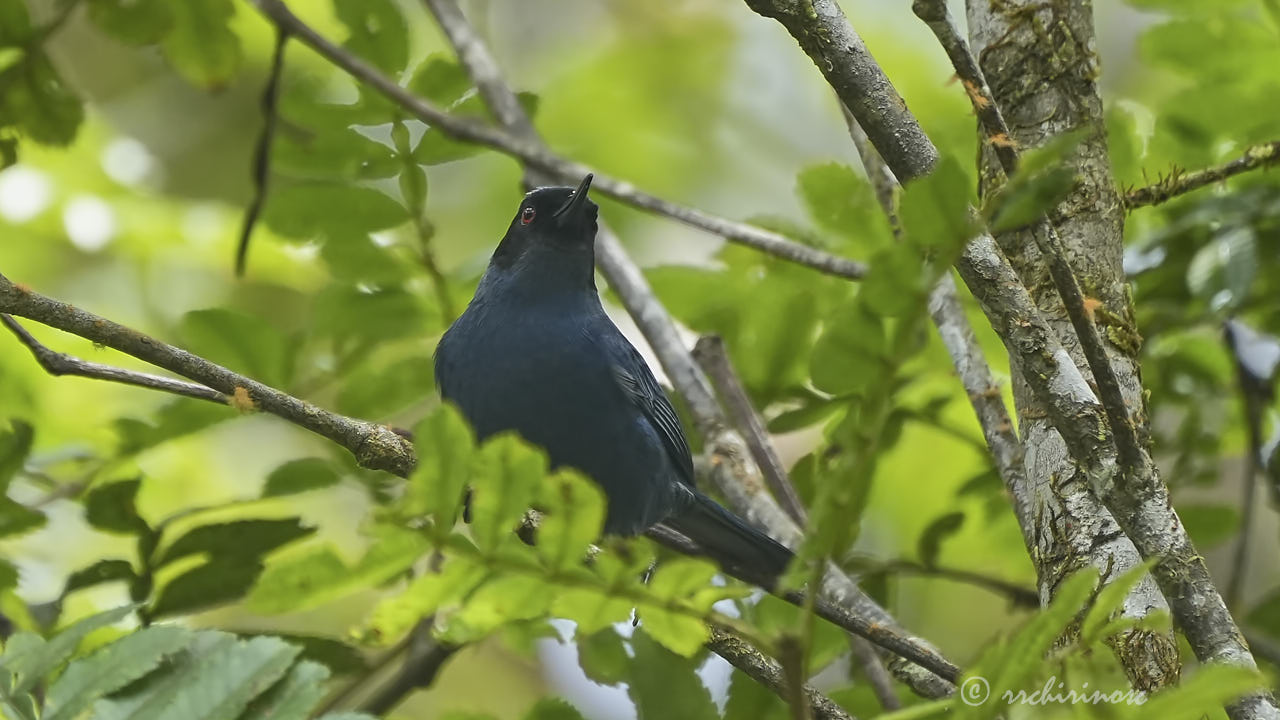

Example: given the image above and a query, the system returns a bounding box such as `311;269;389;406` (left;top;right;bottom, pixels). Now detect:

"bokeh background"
3;0;1279;718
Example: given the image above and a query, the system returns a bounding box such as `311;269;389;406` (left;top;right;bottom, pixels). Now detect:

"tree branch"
234;26;288;276
708;626;855;720
1;313;227;405
243;0;866;281
1125;140;1280;209
357;620;458;716
691;335;807;524
0;274;415;476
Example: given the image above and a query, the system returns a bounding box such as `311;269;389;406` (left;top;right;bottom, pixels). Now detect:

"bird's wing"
593;330;697;488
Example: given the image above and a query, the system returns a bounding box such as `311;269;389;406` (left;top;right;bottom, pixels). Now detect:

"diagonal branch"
244;0;866;281
1;313;227;405
1125;140;1280;209
708;626;855;720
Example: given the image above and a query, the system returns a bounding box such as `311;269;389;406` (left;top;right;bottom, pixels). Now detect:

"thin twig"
709;626;854;720
861;558;1039;609
692;335;807;524
358;620;458;716
245;0;867;281
1;313;227;405
235;27;289;276
849;636;901;711
1126;141;1280;209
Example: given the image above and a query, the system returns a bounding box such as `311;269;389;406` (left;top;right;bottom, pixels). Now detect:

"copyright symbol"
961;676;990;706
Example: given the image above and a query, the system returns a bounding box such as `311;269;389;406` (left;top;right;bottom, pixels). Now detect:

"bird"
435;173;793;583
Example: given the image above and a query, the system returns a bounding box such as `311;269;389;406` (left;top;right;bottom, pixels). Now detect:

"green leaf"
113;401;228;456
1131;664;1263;720
468;434;547;551
0;605;134;695
63;559;137;596
407;54;471;105
94;632;299;720
149;557;265;618
724;667;788;720
917;511;965;568
810;298;885;395
265;183;408;239
627;629;718;720
367;555;488;643
0;52;83;146
311;284;426;344
1079;559;1160;646
240;659;330;720
86;0;174;45
407;403;475;531
551;588;632;636
158;518;314;566
43;626;189;720
796;162;892;248
535;470;605;571
254;634;367;675
0;0;32;44
0;558;16;593
900;154;973;256
178;309;293;389
575;627;628;686
274;125;399;182
521;698;587;720
84;479;150;536
333;0;408;74
1186;226;1257;312
451;575;556;639
248;527;428;614
161;0;241;89
637;609;707;657
0;496;44;538
0;419;33;492
982;130;1085;234
262;459;341;498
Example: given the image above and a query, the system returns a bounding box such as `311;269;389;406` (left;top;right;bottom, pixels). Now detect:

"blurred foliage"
0;0;1279;718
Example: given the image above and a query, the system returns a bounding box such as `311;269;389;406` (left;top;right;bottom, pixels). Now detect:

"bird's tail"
664;491;793;586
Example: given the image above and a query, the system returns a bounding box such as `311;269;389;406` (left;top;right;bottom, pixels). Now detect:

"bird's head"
490;174;599;275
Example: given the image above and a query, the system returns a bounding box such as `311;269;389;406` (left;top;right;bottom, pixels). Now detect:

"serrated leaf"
87;0;173;45
469;434;547;551
535;469;605;571
627;629;718;720
1131;664;1262;720
43;626;189;720
0;496;44;538
265;183;408;239
637;609;707;658
452;575;555;638
900;155;973;256
84;479;149;536
810;298;885;395
407;54;471;105
0;419;33;492
0;605;134;695
1080;559;1159;646
248;527;428;614
367;556;488;644
551;589;631;635
407;404;475;531
0;52;83;146
333;0;408;74
262;458;341;498
63;559;137;597
149;557;264;618
239;659;330;720
162;0;240;89
522;697;587;720
575;627;628;686
158;518;314;566
796;162;892;248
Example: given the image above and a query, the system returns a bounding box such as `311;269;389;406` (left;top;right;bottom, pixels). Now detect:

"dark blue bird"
435;174;792;581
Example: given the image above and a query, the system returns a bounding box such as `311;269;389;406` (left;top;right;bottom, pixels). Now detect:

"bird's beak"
552;173;594;220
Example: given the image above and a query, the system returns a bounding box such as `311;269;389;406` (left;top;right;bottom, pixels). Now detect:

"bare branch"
0;275;415;476
742;0;938;182
1126;140;1280;209
358;620;458;716
692;335;807;524
244;0;866;281
235;27;288;276
1;313;227;405
848;636;901;711
708;626;855;720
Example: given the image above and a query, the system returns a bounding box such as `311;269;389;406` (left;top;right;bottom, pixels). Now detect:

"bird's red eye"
520;207;536;225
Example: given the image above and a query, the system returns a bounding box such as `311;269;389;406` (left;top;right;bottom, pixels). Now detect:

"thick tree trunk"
965;0;1181;691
